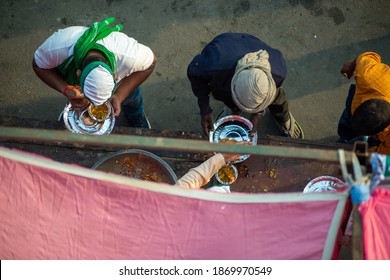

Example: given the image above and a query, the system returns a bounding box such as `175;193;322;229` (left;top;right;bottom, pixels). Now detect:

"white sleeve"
100;32;154;80
34;26;86;69
176;153;226;189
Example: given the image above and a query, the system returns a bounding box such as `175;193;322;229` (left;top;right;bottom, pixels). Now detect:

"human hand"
340;59;357;79
201;112;214;137
109;95;122;117
63;85;90;109
221;141;252;163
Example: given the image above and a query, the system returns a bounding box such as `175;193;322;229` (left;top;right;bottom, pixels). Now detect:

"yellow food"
90;103;109;120
269;169;277;178
219;138;238;144
218;165;236;183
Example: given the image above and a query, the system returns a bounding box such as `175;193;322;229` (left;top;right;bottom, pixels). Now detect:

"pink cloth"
359;187;390;259
0;148;346;259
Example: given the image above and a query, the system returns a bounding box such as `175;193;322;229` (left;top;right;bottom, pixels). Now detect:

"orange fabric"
369;125;390;155
351;52;390;114
351;52;390;155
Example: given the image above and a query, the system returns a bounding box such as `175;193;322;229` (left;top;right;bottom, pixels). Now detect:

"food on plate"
219;138;252;145
217;164;237;184
119;156;160;182
89;103;109;120
219;138;238;144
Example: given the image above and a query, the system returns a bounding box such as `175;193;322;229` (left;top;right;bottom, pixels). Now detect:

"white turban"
231;49;277;113
81;62;116;106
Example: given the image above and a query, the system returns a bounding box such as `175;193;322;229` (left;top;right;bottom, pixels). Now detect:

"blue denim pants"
337;84;370;144
121;87;149;128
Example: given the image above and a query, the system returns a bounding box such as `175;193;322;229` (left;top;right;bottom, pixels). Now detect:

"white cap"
82;64;115;106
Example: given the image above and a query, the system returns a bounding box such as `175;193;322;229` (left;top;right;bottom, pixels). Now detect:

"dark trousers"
121;87;149;128
337;84;358;141
122;87;143;118
337;84;377;145
268;87;290;124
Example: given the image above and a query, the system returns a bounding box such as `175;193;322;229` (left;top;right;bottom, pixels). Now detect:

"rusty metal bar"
352;204;364;259
0;126;354;163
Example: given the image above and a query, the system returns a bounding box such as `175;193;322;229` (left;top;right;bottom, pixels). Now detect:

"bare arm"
32;59;68;93
340;58;357;79
110;54;156;117
32;59;88;108
249;112;264;136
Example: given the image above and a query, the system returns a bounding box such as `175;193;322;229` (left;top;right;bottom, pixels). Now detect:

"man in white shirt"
33;17;156;128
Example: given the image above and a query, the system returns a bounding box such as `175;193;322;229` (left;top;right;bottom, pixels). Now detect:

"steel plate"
63;102;115;135
210;115;257;163
303;176;347;193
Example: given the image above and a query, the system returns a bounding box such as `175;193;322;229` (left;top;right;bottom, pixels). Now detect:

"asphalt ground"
0;0;389;142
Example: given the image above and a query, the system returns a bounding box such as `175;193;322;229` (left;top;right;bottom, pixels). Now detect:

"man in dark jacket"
187;32;303;138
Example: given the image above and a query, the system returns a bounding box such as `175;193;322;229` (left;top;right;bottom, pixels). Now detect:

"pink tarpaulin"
359;187;390;260
0;148;348;259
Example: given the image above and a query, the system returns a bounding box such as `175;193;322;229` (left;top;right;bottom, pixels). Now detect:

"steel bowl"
92;149;178;185
215;164;238;185
88;102;112;122
209;115;257;163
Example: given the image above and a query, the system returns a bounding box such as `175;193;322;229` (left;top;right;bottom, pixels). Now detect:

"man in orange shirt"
337;52;390;155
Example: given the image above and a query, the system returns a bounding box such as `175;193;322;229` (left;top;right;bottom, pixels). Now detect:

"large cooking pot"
92;149;178;185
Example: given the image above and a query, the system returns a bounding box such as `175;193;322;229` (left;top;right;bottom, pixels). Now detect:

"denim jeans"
121;87;149;128
337;84;367;144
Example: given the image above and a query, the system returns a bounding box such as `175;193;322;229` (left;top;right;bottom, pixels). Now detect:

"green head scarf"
57;17;123;85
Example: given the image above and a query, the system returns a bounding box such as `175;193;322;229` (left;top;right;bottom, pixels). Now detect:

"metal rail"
0;126;354;163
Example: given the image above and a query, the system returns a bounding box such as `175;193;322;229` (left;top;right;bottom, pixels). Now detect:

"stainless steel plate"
210;115;257;163
303;176;347;193
63;102;115;135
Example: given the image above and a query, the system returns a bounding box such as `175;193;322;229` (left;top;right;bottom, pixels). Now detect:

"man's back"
188;32;287;88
